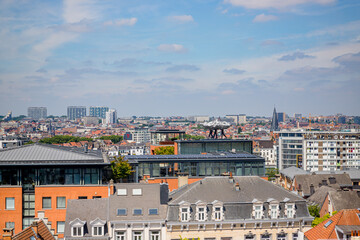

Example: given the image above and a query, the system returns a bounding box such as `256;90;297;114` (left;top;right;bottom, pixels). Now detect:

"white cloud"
63;0;99;23
168;15;194;23
224;0;335;10
104;18;138;26
157;44;187;53
253;14;278;22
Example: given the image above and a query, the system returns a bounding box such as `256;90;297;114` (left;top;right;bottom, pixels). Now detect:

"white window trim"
285;203;295;218
116;231;126;240
69;218;86;237
179;201;191;222
253;204;263;219
196;205;207;221
212;204;224;221
269;204;279;219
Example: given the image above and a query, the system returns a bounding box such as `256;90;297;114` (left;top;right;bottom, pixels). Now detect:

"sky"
0;0;360;117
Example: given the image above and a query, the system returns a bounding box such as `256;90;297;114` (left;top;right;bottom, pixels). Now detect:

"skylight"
324;220;333;228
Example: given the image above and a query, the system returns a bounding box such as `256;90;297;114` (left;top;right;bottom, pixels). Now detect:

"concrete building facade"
27;107;47;120
67;106;86;120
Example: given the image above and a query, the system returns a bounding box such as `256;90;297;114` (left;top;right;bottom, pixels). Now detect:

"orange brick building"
0;144;110;239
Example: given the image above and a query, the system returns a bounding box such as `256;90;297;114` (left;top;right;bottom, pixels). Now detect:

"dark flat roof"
125;152;264;163
152;129;185;134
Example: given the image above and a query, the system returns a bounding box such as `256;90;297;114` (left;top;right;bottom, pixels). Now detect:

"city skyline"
0;0;360;116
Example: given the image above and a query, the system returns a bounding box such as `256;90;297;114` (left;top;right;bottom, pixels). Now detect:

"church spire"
270;106;279;132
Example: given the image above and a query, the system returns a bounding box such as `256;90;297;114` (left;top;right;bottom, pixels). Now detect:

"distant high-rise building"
27;107;47;120
105;109;117;124
67;106;86;120
294;113;302;119
225;114;247;124
338;116;346;124
277;112;286;122
354;116;360;125
270;107;279;132
89;106;109;119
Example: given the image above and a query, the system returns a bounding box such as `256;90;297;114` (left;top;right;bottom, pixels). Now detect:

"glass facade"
178;140;253;155
137;160;264;178
0;167;101;186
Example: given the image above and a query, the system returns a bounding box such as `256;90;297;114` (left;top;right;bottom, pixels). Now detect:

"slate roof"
328;191;360;212
12;220;55;240
64;184;168;239
307;186;336;207
0;143;108;166
167;176;311;222
65;198;109;239
280;167;309;180
305;209;360;240
294;173;352;197
315;169;360;180
257;140;274;149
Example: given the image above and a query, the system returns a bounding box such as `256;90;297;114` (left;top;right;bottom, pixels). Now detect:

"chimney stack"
3;228;14;240
229;172;234;183
109;179;114;195
178;172;189;189
235;182;240;191
84;143;88;153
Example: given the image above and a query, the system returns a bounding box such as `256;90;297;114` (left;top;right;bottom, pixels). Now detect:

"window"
270;205;278;219
132;189;142;195
261;234;271;240
149;208;158;215
5;222;15;228
133;209;142;215
57;222;65;233
214;207;222;221
93;196;101;199
42;197;51;209
133;231;143;240
150;231;160;240
118;189;127;196
78;196;87;199
72;226;83;237
57;197;66;209
5;197;15;210
93;226;103;236
116;232;126;240
286;204;295;218
117;208;127;216
254;205;262;219
293;233;298;240
277;233;286;240
197;207;206;221
245;235;255;240
180;207;189;222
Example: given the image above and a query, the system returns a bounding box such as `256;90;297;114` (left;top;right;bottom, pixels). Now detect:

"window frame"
117;208;127;216
116;231;126;240
180;207;190;222
253;204;263;219
133;208;143;216
286;203;295;218
42;197;52;209
56;196;66;209
93;226;104;236
5;197;15;210
57;221;65;233
149;208;159;215
72;226;83;237
133;231;143;240
150;230;160;240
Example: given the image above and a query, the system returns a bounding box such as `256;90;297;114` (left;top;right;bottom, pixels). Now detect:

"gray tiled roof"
169;176;304;204
0;143;107;165
329;191;360;212
294;173;352;196
167;176;311;222
280;167;309;180
307;186;336;207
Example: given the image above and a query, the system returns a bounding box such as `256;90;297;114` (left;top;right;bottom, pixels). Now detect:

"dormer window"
70;218;86;237
254;205;262;219
195;201;207;222
90;218;106;237
212;200;224;221
285;204;295;218
179;201;190;222
270;204;279;219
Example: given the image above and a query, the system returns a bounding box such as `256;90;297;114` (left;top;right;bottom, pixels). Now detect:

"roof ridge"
170;179;202;203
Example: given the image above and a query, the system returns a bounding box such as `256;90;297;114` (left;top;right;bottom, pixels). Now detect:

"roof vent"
84;143;88;153
235;182;240;191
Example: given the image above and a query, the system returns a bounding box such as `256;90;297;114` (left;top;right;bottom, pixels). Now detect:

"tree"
265;168;279;181
312;211;338;227
99;135;123;144
308;205;320;218
237;127;242;134
154;146;174;155
111;156;132;182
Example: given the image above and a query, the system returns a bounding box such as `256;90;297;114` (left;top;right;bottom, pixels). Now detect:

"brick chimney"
109;179;114;195
178;172;189;189
3;228;14;240
31;221;39;235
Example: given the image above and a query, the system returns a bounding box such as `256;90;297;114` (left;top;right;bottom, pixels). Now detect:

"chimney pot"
235;182;240;191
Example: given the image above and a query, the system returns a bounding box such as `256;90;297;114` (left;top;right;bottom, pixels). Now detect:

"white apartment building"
277;130;360;172
105;109;117;125
254;140;277;168
130;127;151;143
303;132;360;172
